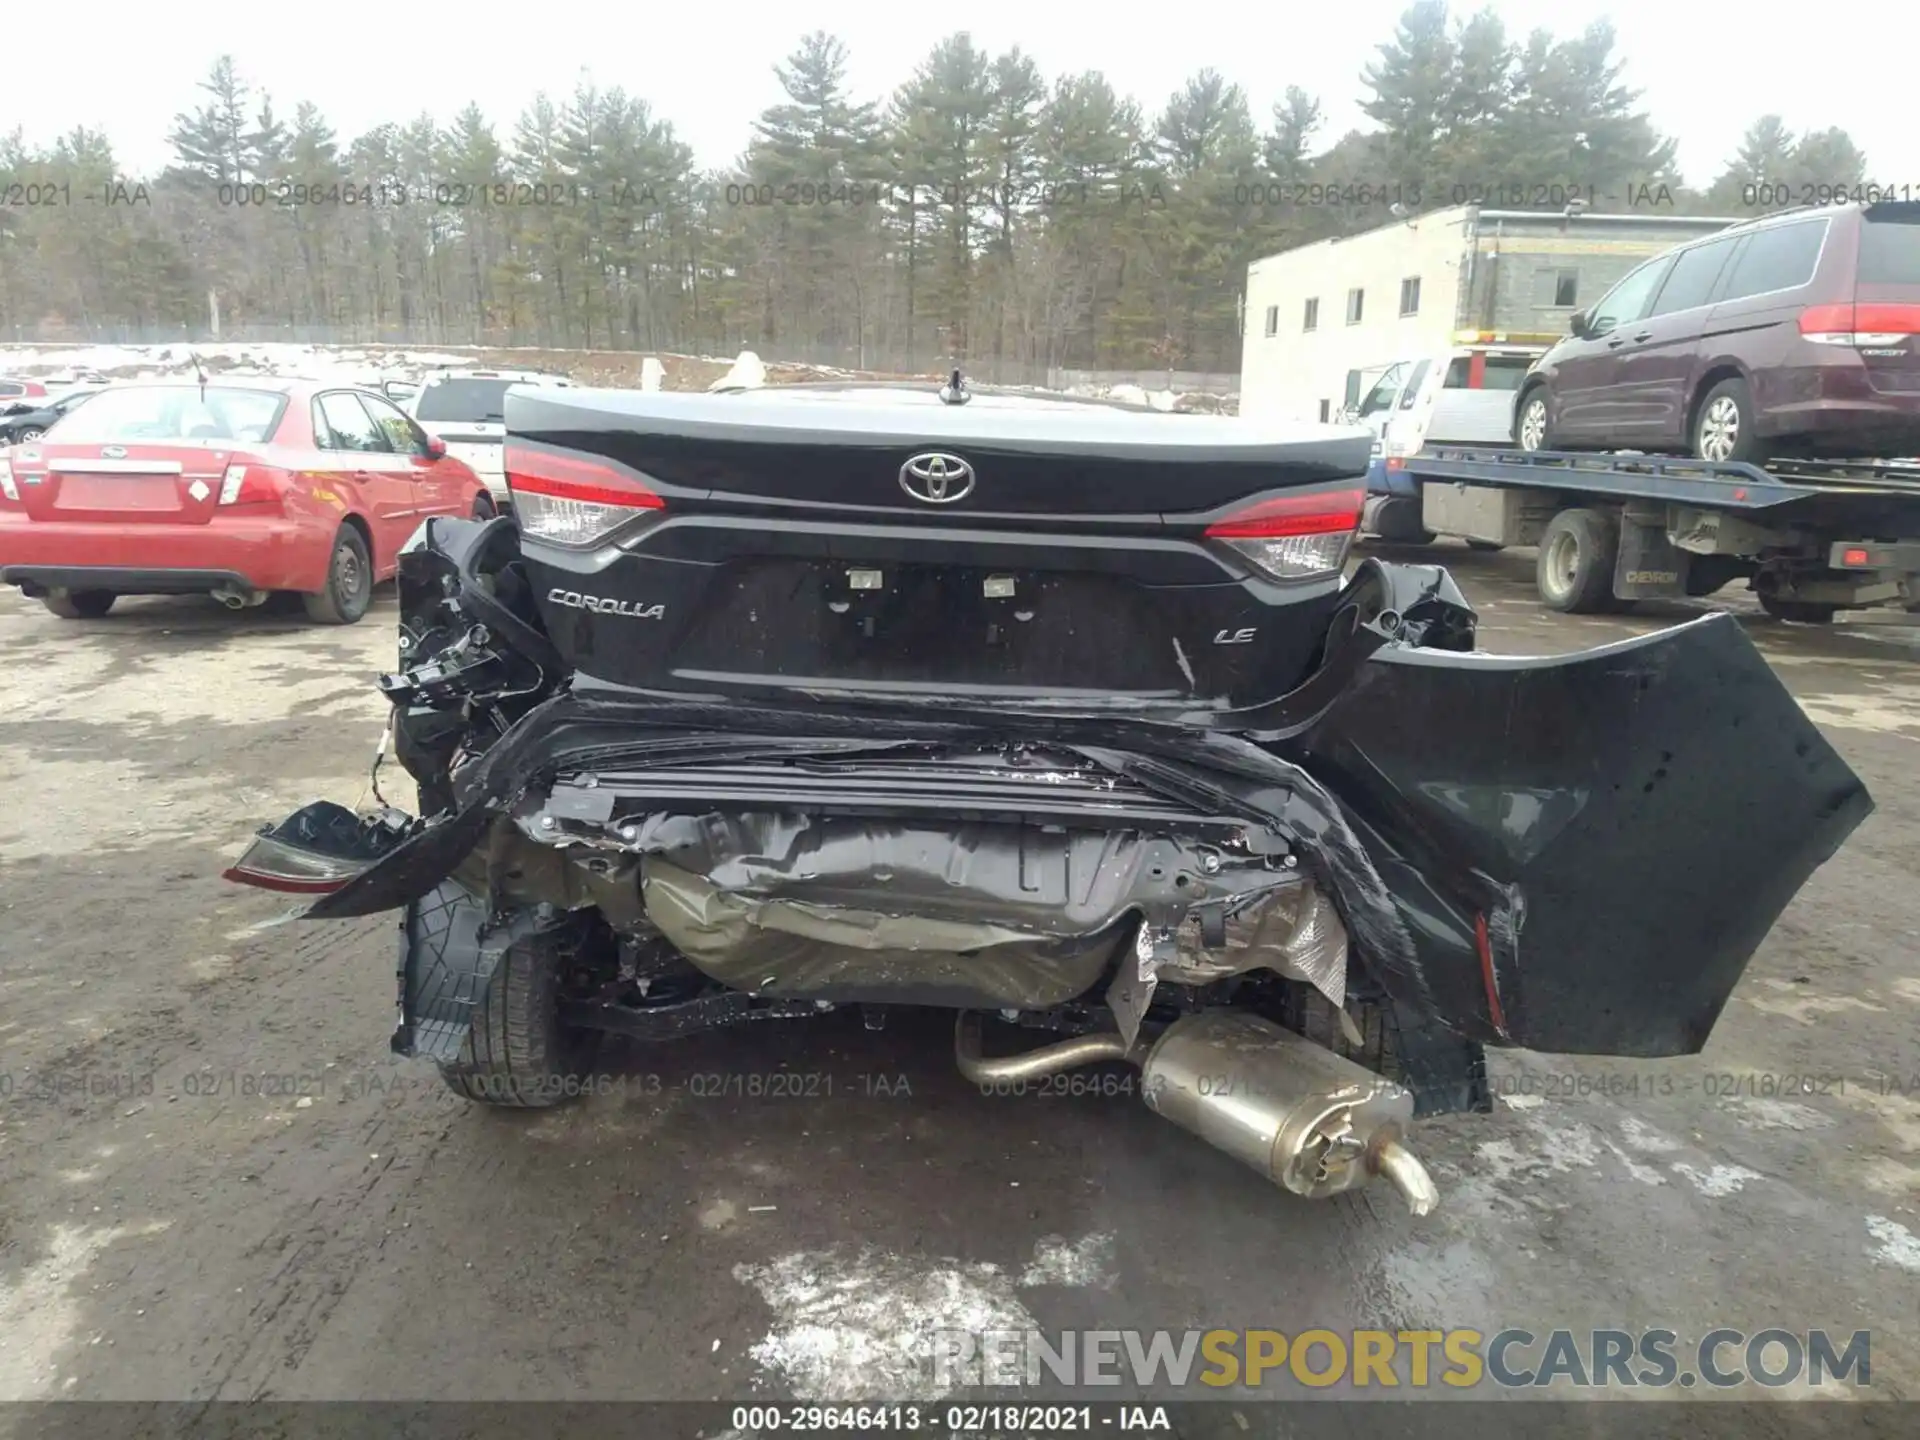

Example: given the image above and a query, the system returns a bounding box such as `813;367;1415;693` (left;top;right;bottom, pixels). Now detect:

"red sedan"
0;378;493;623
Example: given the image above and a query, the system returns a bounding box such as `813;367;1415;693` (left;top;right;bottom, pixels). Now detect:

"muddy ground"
2;547;1918;1432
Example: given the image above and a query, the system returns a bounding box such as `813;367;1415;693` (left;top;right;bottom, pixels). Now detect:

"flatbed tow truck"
1362;446;1920;621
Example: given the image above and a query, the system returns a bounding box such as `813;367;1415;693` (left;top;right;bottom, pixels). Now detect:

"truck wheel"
1536;508;1621;614
1692;378;1761;464
1513;388;1553;452
301;524;373;625
1758;594;1837;624
43;588;116;619
437;925;599;1108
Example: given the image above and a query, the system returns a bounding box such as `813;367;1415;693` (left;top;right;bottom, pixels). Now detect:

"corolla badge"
102;445;127;458
899;452;974;504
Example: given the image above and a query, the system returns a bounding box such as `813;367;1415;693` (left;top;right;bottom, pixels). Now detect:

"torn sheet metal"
1164;879;1349;1009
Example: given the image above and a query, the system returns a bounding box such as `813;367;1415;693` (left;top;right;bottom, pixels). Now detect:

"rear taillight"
1799;302;1920;347
1204;487;1363;581
216;463;288;508
506;442;665;547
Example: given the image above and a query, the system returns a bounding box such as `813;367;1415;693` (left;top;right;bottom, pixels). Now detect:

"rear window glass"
414;379;515;423
1719;219;1828;301
48;386;286;444
1859;216;1920;285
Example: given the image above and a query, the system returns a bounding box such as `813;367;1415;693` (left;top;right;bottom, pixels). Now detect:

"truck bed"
1400;446;1920;532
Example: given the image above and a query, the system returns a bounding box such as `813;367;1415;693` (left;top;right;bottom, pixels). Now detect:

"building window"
1533;269;1580;308
1399;276;1421;316
1263;304;1279;337
1302;297;1319;332
1345;288;1364;325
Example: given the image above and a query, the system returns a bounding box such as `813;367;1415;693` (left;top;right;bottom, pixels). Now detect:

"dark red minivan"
1513;201;1920;462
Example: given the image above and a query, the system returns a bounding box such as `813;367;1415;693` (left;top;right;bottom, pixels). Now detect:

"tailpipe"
1140;1010;1437;1216
212;585;267;610
952;1009;1437;1215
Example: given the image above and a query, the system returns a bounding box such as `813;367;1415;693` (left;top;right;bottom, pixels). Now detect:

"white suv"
397;369;572;506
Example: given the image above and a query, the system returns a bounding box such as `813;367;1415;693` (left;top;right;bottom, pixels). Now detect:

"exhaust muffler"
955;1009;1437;1215
213;586;267;610
1139;1010;1436;1215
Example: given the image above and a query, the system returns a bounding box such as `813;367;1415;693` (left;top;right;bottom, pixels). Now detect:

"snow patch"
1735;1099;1834;1132
640;356;665;392
1865;1215;1920;1272
733;1248;1036;1400
735;1236;1119;1399
1671;1162;1762;1198
1499;1093;1546;1111
1617;1116;1683;1154
711;349;768;391
1018;1233;1117;1289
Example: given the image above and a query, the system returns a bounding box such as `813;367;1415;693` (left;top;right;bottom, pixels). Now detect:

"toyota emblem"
899;452;974;504
101;445;127;459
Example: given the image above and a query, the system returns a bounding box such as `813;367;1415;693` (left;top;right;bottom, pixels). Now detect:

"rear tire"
10;425;45;444
1536;508;1621;614
301;525;373;625
43;588;116;619
1513;388;1553;452
437;926;599;1109
1692;378;1762;464
1758;593;1838;624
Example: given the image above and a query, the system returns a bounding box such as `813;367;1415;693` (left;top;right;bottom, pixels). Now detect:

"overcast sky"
6;1;1913;189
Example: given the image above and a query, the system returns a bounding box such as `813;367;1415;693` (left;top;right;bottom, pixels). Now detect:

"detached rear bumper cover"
1291;615;1870;1054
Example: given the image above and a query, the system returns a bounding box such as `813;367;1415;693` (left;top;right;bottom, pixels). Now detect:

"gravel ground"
1;545;1917;1432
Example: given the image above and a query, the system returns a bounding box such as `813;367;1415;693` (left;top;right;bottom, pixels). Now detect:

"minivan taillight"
1799;303;1920;347
1204;487;1364;580
505;442;665;547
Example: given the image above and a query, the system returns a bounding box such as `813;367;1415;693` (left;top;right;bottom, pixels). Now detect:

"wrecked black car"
224;378;1872;1216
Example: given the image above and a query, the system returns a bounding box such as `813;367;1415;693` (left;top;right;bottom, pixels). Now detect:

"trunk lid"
504;385;1373;709
6;440;241;525
1854;203;1920;396
511;387;1370;523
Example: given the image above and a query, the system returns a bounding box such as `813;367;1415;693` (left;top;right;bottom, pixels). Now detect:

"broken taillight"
221;834;369;893
506;442;665;547
1204;487;1364;581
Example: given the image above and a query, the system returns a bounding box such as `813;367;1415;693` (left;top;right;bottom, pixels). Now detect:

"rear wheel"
43;588;116;620
437;926;599;1108
302;525;373;625
1536;507;1621;614
1513;388;1552;452
1692;378;1761;464
9;425;45;444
